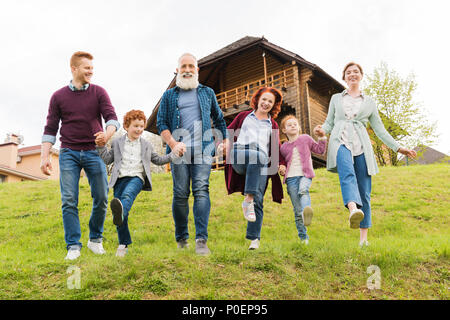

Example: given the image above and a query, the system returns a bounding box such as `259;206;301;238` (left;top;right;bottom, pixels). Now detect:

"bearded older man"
156;53;228;255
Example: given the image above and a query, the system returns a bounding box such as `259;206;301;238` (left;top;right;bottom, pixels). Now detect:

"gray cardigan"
96;134;173;191
322;91;400;176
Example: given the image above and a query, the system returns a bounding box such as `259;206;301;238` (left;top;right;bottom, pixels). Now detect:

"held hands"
398;147;417;159
171;142;186;157
94;131;109;147
216;139;228;157
313;125;326;138
278;165;286;176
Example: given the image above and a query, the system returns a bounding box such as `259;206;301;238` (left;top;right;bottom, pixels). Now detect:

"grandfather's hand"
278;165;286;176
171;142;186;157
398;147;417;159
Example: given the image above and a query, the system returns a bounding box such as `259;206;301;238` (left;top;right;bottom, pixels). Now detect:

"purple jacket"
280;134;327;183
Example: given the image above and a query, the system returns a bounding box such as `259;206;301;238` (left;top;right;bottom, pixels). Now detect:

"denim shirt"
156;84;228;156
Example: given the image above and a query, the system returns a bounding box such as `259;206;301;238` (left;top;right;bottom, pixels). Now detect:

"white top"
340;91;364;156
286;147;305;178
118;135;145;182
235;111;272;156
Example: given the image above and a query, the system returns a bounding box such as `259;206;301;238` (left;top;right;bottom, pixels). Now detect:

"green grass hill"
0;163;448;300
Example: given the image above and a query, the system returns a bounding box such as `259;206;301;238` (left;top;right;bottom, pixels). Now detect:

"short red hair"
280;114;299;130
70;51;94;67
250;87;283;119
123;109;147;128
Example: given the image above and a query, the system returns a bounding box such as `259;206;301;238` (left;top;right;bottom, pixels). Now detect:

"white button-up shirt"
340;90;364;156
118;135;145;182
235;111;272;156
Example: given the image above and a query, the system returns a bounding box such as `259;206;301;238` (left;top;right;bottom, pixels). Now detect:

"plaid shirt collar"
69;80;90;91
174;83;205;92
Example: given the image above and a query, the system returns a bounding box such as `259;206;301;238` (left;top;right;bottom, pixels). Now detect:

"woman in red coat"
221;87;286;250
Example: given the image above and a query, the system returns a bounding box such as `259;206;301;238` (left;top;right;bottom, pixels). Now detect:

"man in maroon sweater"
40;51;120;260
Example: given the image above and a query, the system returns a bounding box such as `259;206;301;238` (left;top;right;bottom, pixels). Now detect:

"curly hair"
123;109;147;128
250;87;283;119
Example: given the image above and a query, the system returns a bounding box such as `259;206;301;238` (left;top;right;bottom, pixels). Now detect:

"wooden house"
146;36;345;168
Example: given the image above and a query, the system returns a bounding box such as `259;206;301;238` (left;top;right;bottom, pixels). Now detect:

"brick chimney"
0;134;20;168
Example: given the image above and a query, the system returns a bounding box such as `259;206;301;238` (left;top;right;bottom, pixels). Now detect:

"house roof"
18;145;59;156
0;165;45;181
399;145;449;165
198;36;344;89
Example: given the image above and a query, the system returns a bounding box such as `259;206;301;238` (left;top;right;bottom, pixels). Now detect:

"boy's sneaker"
116;244;128;257
302;206;313;226
87;240;106;255
349;209;364;229
301;239;309;245
177;239;189;249
242;200;256;222
248;239;260;250
65;248;81;260
195;239;210;256
110;198;123;227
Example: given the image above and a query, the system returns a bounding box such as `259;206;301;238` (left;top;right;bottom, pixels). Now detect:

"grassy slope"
0;163;448;300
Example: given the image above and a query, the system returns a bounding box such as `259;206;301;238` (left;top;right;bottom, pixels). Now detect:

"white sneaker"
248;239;260;250
116;244;128;257
301;239;309;245
359;240;369;248
65;249;81;260
349;209;364;229
87;240;106;255
242;200;256;222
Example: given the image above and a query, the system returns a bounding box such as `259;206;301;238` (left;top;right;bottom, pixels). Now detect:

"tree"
363;62;437;166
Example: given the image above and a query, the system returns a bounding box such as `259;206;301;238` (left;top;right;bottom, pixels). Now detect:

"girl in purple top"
279;115;327;244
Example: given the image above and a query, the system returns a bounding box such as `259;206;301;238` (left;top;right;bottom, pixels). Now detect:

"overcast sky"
1;0;449;154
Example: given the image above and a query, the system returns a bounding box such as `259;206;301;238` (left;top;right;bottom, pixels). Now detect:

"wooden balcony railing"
216;67;296;111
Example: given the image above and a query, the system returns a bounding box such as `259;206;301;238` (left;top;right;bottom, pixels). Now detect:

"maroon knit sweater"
43;84;118;150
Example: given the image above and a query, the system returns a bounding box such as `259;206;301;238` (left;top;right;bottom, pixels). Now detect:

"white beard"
176;72;199;90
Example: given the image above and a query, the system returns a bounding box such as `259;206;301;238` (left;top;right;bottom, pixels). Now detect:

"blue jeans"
336;145;372;228
59;148;109;250
231;145;269;240
286;176;312;240
170;147;212;241
245;174;268;241
113;176;144;246
231;145;268;196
